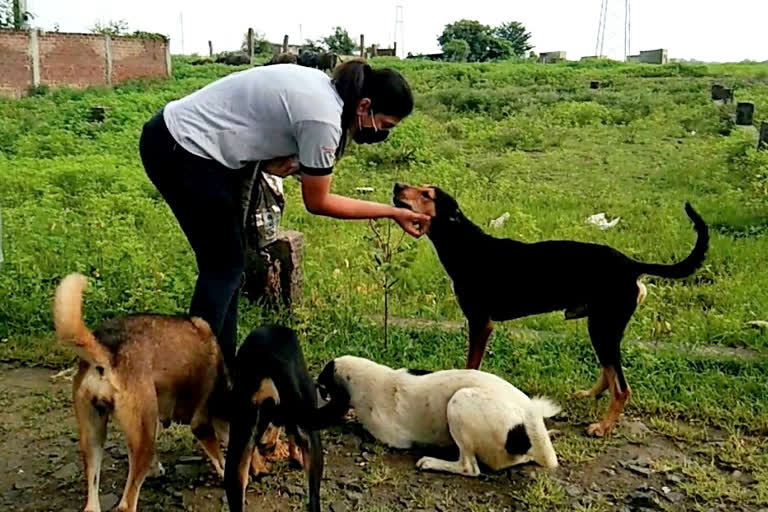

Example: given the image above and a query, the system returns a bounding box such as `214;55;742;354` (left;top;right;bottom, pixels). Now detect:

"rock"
13;470;36;490
53;462;78;480
566;484;583;497
666;473;683;484
732;470;758;486
623;420;651;437
665;491;685;504
634;456;653;467
175;464;201;479
329;501;350;512
286;484;304;496
601;468;616;476
627;464;653;477
627;488;664;510
344;490;363;503
100;493;120;511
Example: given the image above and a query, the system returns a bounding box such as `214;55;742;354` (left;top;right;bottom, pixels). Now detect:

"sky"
24;0;767;63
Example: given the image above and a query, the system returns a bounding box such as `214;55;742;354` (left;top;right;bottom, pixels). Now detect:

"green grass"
1;57;768;438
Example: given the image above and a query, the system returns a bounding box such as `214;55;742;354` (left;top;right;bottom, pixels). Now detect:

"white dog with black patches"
316;356;560;476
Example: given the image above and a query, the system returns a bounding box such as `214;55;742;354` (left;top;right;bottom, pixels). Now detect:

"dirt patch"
0;364;762;512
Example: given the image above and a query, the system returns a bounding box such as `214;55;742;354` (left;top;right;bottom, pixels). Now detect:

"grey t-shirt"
163;64;343;173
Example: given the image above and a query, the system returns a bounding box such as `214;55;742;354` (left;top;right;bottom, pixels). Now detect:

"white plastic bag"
243;163;286;249
585;212;620;230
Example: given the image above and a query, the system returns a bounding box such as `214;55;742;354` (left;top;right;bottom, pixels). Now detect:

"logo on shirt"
321;145;337;154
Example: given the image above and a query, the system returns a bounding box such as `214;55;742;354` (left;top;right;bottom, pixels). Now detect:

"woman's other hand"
392;208;429;237
263;155;300;177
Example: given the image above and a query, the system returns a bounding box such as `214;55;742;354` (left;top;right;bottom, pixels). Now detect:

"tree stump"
243;230;303;308
735;102;754;126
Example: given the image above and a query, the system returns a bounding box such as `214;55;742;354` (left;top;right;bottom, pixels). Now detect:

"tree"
302;39;326;53
1;0;32;29
0;0;11;28
90;19;129;36
485;37;514;61
442;39;470;62
438;19;491;62
493;21;533;57
322;26;355;55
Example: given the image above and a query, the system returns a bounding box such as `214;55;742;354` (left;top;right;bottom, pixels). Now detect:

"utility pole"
179;12;185;55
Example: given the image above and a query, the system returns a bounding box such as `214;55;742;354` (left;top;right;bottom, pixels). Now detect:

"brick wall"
0;30;170;97
0;31;30;97
38;33;107;90
111;37;167;83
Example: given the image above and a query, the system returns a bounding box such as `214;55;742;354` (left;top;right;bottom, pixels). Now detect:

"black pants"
139;108;251;368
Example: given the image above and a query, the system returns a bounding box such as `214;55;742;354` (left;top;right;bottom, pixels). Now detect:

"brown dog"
53;273;232;512
393;184;708;436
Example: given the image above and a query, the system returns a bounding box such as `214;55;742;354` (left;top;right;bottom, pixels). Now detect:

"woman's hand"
263;155;300;177
300;174;429;237
392;207;430;237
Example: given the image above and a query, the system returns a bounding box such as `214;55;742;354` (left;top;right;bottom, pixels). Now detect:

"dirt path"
0;364;760;512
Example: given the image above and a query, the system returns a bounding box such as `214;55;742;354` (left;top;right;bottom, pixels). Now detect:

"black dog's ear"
432;187;462;222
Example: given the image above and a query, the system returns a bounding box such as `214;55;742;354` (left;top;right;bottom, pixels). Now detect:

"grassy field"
1;57;767;510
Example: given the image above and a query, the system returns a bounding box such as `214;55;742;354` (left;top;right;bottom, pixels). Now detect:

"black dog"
224;326;343;512
393;184;709;436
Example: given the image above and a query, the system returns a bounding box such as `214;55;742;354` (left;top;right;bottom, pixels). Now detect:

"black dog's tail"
633;203;709;279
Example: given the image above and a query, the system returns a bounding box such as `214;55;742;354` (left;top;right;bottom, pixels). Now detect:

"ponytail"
332;59;414;158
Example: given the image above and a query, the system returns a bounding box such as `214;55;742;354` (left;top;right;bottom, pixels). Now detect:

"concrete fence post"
736;102;755;126
208;40;213;57
104;34;113;86
27;28;40;88
165;39;172;77
759;121;768;151
247;28;254;61
359;34;365;58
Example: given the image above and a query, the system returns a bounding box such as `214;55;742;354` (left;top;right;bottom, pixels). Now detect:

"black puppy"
393;184;709;436
224;326;343;512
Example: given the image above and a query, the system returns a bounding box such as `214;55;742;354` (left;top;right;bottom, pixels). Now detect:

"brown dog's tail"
634;203;709;279
53;273;111;368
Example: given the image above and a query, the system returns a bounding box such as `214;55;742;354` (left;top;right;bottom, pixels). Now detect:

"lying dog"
316;356;560;477
393;184;709;437
225;326;345;512
53;273;231;512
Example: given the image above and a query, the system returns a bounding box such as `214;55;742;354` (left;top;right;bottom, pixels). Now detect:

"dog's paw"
572;389;594;400
586;422;614;437
416;456;435;472
547;429;562;439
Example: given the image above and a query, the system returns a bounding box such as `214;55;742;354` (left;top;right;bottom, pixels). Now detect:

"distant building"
270;43;302;56
539;51;566;63
627;49;668;64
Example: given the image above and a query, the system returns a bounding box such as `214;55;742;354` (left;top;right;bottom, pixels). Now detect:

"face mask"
353;110;390;144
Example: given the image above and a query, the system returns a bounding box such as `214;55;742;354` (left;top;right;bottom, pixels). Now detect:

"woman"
139;60;428;368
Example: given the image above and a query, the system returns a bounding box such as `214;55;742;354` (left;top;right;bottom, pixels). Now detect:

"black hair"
332;59;414;157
